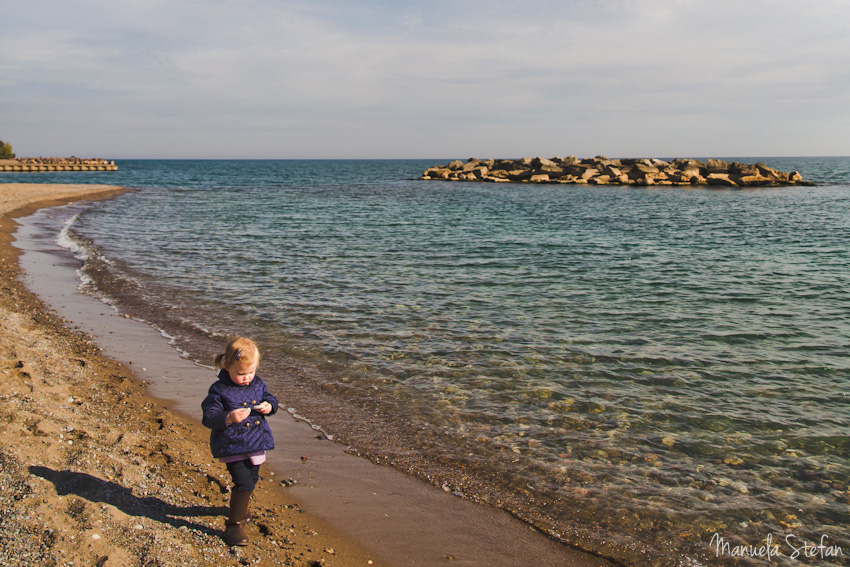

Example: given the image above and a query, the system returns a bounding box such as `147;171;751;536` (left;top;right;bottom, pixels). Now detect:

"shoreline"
0;183;379;567
2;183;619;567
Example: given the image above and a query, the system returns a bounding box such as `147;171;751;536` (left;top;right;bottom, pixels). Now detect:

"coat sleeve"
261;379;279;415
201;384;229;430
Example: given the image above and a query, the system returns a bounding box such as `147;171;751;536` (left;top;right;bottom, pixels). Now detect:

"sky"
1;0;849;159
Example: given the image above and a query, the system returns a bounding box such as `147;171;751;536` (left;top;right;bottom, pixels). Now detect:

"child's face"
226;360;258;386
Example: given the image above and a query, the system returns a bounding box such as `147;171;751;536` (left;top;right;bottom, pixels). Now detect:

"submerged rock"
421;156;813;187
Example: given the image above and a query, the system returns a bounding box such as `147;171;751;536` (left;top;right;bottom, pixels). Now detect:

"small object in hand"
253;405;262;410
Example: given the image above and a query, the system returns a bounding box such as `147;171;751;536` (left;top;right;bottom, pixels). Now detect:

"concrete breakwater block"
0;158;118;172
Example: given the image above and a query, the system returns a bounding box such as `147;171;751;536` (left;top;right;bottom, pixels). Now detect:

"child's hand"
227;408;251;425
253;402;272;414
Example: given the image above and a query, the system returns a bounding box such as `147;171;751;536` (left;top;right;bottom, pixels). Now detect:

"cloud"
1;0;848;157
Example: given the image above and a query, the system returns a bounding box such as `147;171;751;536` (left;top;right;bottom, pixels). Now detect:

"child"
201;337;279;546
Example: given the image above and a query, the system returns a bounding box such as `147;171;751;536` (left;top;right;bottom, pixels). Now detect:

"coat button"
242;402;247;407
255;420;260;425
246;422;251;427
252;400;257;404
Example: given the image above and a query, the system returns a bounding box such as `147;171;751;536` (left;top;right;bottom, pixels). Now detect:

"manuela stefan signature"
710;533;844;561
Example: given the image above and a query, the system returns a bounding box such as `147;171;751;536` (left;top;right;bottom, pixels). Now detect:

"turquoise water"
5;158;848;566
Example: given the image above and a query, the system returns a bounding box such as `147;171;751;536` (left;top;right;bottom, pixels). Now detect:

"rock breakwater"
422;156;811;187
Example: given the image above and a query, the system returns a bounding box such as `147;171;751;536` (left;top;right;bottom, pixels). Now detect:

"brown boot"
224;489;252;546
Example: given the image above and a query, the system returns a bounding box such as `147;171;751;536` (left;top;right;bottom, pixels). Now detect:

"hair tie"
235;348;243;361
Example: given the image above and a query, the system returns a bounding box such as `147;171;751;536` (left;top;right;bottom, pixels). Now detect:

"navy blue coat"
201;369;279;459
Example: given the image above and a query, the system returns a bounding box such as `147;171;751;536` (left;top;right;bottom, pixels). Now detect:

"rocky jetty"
422;156;811;187
0;157;117;172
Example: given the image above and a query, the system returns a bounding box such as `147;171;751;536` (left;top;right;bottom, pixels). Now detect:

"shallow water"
5;157;848;566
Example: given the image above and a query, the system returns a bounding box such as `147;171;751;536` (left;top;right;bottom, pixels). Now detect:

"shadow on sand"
30;465;227;536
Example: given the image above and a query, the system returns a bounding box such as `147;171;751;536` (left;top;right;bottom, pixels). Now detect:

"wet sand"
1;183;618;567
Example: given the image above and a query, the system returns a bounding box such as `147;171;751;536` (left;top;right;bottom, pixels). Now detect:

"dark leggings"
226;459;260;492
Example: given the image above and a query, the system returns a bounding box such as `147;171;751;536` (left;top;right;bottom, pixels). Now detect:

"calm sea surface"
5;158;848;566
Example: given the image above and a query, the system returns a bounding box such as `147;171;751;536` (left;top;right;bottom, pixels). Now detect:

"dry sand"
0;183;379;567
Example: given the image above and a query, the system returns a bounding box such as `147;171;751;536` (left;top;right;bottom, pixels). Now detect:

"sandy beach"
1;182;620;567
0;184;379;567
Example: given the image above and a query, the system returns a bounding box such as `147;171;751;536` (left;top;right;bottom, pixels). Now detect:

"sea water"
5;157;848;567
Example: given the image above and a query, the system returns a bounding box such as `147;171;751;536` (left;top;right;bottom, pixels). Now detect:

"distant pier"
0;157;118;172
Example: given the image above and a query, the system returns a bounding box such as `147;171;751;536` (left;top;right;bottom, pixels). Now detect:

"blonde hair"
214;337;261;369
